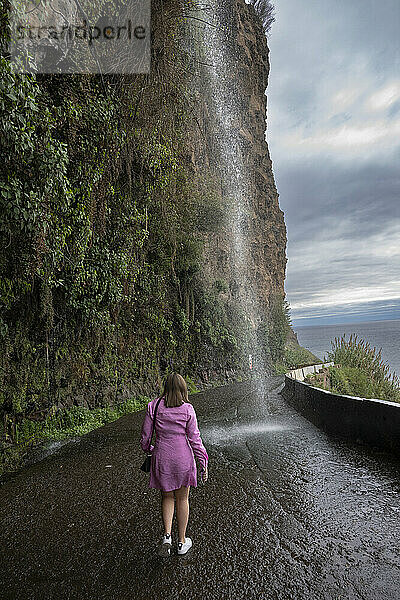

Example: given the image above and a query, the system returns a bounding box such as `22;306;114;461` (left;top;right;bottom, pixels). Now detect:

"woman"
140;373;209;557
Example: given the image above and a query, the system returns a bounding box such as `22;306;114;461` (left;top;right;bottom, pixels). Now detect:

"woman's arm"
140;401;155;453
186;404;209;472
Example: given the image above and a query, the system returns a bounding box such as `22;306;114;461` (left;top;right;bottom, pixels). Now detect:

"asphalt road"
1;377;400;600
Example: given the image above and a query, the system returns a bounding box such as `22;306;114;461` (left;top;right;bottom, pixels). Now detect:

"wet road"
1;377;400;600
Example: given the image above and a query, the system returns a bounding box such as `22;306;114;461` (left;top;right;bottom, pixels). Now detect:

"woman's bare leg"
175;485;190;543
161;490;175;535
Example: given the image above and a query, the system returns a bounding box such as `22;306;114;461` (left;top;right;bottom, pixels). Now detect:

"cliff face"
234;0;287;305
184;0;287;334
0;0;289;461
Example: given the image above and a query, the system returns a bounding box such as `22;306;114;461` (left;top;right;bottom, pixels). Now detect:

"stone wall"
282;373;400;455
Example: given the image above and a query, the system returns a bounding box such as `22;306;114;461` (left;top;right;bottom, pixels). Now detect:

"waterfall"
183;1;269;378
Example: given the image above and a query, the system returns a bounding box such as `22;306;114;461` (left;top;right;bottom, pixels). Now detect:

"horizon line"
293;316;400;328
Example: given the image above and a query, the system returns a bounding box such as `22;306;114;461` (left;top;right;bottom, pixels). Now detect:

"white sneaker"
157;533;172;557
177;536;193;555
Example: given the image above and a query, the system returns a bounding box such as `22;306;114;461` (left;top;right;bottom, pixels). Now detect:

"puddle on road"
202;420;297;446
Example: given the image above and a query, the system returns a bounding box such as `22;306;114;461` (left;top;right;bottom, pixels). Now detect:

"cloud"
366;81;400;111
266;0;400;324
285;217;400;317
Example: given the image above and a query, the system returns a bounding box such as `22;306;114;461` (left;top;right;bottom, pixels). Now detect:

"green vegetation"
184;376;200;395
267;295;292;363
0;0;290;477
274;343;322;375
1;395;150;476
305;334;400;403
1;370;197;476
271;299;322;373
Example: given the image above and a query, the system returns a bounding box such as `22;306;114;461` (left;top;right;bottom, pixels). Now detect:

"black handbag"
140;396;162;473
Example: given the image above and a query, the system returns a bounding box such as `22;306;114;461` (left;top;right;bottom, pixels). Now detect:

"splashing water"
202;420;297;447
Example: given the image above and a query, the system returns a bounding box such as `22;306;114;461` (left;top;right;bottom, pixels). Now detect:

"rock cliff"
234;0;288;305
0;0;291;465
183;0;287;345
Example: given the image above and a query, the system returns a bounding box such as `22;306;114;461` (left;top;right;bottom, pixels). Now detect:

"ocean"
293;318;400;378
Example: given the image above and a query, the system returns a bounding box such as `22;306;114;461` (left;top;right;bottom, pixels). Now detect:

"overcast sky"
266;0;400;327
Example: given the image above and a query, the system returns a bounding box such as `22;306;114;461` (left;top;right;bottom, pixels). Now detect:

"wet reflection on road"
1;377;399;600
201;379;400;600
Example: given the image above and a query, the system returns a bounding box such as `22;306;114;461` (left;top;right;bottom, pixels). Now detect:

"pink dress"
140;396;209;492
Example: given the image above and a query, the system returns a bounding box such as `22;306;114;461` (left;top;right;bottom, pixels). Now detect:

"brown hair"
162;373;188;407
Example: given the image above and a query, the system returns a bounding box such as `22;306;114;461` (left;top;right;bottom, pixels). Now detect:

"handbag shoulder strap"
149;396;163;445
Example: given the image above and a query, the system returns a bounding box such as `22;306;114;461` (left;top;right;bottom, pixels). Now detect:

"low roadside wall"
282;363;400;455
286;362;334;382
